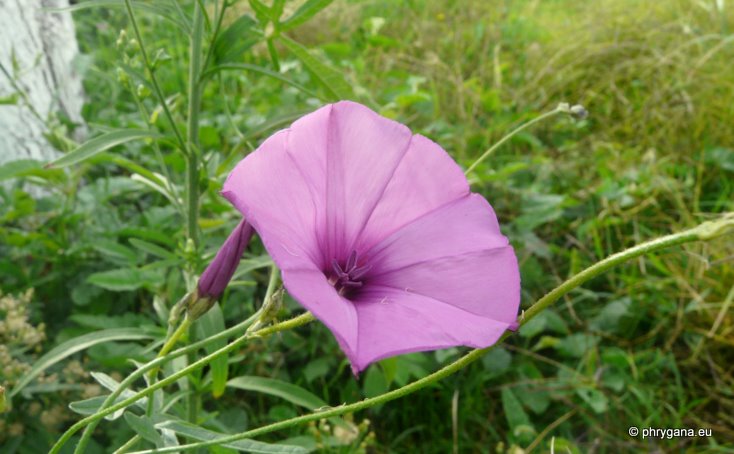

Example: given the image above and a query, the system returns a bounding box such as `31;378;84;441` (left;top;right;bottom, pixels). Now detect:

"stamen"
328;250;370;298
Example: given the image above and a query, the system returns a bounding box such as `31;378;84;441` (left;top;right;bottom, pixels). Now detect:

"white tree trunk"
0;0;84;163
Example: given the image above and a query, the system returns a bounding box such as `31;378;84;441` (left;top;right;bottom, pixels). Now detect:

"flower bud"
196;219;254;301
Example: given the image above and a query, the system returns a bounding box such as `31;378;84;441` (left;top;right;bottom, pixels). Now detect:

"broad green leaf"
48;1;191;33
278;35;354;100
125;413;163;446
87;268;145;292
280;0;333;31
9;328;154;398
0;159;42;181
227;376;326;410
213;14;261;64
154;416;308;453
47;129;158;168
203;64;321;100
197;303;228;398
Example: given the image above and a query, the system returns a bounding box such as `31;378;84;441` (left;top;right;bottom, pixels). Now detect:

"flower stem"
464;105;565;176
119;215;734;454
49;312;316;454
186;1;204;249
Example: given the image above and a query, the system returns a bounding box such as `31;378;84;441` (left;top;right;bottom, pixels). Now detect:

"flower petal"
313;101;413;264
354;134;470;252
350;285;512;372
222;130;323;271
281;268;358;359
367;194;520;324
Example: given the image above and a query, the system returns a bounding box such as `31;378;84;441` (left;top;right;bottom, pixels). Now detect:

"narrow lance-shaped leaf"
213;14;262;64
125;413;164;446
202;63;322;100
280;0;333;31
9;328;155;398
46;129;158;168
0;159;42;182
226;376;327;410
196;303;228;398
278;35;354;101
153;416;309;454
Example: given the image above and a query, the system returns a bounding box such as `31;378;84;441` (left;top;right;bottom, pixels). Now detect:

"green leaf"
0;159;43;182
9;328;154;398
576;387;609;414
69;391;148;420
501;388;535;444
46;129;158;168
129;238;177;260
363;366;388;398
197;303;228;398
248;0;273;24
87;268;145;292
227;376;327;410
125;413;164;446
154;416;308;453
213;14;261;64
203;64;321;100
278;35;354;100
280;0;333;31
379;357;398;387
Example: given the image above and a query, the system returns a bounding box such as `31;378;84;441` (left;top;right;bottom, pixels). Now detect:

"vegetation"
1;0;732;452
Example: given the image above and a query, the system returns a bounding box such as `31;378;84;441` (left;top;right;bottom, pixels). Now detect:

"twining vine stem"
53;215;734;454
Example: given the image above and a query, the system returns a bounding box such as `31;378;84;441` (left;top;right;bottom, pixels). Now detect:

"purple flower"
197;219;254;302
223;101;520;373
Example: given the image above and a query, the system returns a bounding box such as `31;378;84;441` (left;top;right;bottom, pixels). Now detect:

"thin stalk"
50;312;316;454
464;105;565;175
69;302;278;453
184;4;206;431
122;216;734;454
112;434;141;454
123;0;188;156
145;316;193;416
186;1;205;248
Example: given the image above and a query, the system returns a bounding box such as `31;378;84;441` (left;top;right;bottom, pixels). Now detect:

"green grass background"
1;0;733;452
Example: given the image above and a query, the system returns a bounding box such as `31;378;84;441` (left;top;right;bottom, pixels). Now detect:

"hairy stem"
464;105;565;175
50;311;315;454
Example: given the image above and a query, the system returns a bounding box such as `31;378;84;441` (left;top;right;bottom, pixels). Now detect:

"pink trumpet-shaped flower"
223;101;520;373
